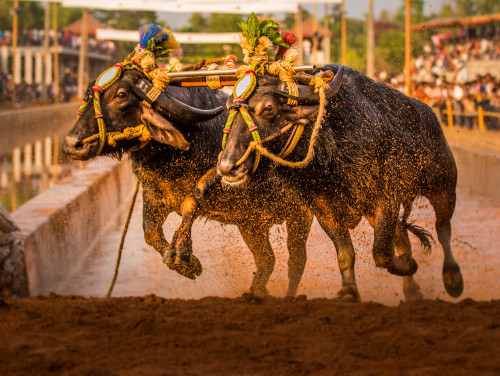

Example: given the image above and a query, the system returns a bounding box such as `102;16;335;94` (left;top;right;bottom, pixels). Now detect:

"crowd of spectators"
0;66;77;107
413;26;500;83
0;28;116;55
382;26;500;130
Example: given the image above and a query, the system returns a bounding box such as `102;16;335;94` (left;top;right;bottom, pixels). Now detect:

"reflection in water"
0;134;81;212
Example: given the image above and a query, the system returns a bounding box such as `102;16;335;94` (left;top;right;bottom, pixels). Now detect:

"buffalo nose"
65;135;80;148
217;157;236;176
64;135;82;154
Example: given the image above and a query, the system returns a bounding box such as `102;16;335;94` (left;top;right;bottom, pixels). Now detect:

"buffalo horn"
155;91;224;123
295;67;344;105
125;74;224;123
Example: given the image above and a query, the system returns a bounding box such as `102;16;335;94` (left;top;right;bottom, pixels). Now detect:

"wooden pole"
478;106;485;131
78;8;89;97
11;0;19;107
341;0;347;65
366;0;375;78
446;100;453;128
312;3;318;66
52;2;59;103
43;1;50;99
405;0;411;95
324;3;331;64
296;5;303;65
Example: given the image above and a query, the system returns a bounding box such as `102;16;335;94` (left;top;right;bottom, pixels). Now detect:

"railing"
433;101;500;131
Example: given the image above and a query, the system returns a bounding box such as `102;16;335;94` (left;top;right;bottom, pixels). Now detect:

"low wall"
10;158;135;296
451;144;500;206
0;103;77;155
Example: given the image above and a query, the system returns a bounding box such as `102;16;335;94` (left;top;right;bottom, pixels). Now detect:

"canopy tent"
62;14;105;35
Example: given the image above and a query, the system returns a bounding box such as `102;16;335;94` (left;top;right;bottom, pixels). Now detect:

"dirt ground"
1;127;500;375
1;295;499;375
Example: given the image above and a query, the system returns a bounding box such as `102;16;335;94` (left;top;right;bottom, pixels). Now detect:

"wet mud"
1;295;499;375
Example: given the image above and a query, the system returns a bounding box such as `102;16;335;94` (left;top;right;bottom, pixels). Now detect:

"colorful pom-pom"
139;23;180;52
277;31;298;57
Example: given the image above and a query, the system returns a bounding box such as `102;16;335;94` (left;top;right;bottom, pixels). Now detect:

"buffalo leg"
166;170;221;279
142;186;171;257
285;210;314;297
372;199;418;276
237;223;276;297
366;214;423;301
394;221;424;300
312;198;360;301
427;189;463;297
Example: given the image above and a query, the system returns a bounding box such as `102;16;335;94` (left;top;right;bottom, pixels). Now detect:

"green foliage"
180;13;209;33
238;12;288;51
434;0;498;17
145;38;172;59
208;14;244;32
0;0;45;29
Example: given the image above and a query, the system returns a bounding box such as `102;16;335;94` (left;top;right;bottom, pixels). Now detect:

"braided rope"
106;179;140;297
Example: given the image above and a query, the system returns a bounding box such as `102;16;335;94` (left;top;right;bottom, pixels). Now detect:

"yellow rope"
235;86;327;169
206;75;222;89
82;124;152;151
106;179;140;298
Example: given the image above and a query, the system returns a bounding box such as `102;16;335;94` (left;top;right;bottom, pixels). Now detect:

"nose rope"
222;106;262;172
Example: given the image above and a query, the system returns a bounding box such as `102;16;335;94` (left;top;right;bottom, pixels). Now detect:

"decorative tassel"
139;23;179;58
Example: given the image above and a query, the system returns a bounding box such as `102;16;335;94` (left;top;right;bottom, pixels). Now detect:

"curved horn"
155;91;224;123
295;67;344;105
124;73;224;123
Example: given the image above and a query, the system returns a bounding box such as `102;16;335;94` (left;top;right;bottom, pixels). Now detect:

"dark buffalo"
64;68;314;296
210;64;462;300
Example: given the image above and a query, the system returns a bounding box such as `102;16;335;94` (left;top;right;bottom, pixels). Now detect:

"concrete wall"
0;103;77;155
10;158;135;296
452;144;500;206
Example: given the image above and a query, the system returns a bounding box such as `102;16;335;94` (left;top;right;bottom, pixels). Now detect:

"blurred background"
0;0;498;211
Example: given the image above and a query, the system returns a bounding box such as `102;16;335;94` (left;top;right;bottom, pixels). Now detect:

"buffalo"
173;64;463;301
64;68;314;297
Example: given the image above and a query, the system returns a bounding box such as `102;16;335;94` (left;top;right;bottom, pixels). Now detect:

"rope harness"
221;60;328;172
76;61;156;156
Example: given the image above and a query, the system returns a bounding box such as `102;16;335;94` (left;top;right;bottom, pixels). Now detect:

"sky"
158;0;447;30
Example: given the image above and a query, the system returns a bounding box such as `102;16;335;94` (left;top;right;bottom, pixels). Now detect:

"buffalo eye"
263;105;273;112
115;90;127;100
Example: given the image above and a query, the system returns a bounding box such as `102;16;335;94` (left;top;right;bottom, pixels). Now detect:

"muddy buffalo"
64;68;314;296
215;63;463;299
172;64;458;301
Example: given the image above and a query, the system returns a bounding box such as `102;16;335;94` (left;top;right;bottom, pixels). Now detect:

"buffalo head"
64;69;224;160
217;67;343;186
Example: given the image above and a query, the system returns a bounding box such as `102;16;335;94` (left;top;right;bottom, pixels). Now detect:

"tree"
180;13;209;33
0;0;45;29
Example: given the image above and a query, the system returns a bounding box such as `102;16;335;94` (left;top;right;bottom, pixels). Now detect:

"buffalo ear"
141;105;189;150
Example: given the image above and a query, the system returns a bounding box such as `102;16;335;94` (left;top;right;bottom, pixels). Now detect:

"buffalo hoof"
334;284;360;303
164;254;202;280
243;285;269;298
386;253;418;276
443;264;463;298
